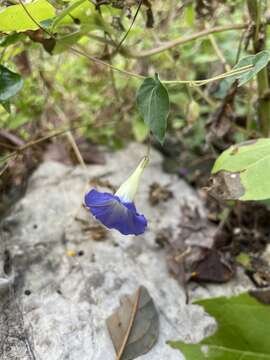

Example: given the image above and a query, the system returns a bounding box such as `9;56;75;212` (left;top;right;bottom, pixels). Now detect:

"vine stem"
162;64;253;86
69;46;144;79
17;0;253;87
72;46;254;86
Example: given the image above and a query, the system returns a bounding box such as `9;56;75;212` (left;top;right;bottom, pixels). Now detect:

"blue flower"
84;157;148;235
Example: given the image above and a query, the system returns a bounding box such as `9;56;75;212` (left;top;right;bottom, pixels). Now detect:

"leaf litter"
106;286;159;360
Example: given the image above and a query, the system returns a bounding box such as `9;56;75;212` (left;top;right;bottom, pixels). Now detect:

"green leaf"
185;4;195;27
231;50;270;87
51;0;87;29
51;0;110;33
0;65;23;102
0;0;55;32
0;33;23;47
168;292;270;360
211;138;270;200
53;31;84;54
0;100;11;113
136;74;169;144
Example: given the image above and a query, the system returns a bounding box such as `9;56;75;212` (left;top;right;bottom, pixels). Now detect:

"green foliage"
0;65;23;111
136;74;169;144
51;0;88;29
0;0;55;32
132;118;149;142
212;139;270;200
233;50;270;86
169;292;270;360
0;0;269;164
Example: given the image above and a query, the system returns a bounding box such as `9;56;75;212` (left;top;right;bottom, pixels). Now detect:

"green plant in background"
169;292;270;360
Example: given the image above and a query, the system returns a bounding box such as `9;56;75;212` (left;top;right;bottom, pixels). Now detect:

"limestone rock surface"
0;143;252;360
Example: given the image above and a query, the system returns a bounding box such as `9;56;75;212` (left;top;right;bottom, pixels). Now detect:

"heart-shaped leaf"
0;0;55;32
0;65;23;102
136;74;169;144
168;292;270;360
210;138;270;201
106;286;159;360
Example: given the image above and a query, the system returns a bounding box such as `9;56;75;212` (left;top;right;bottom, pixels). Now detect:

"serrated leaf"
136;74;169;144
106;286;159;360
168;292;270;360
0;65;23;102
0;0;55;32
231;50;270;87
210;138;270;201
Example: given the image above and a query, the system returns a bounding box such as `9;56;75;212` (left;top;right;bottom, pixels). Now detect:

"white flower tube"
115;156;149;203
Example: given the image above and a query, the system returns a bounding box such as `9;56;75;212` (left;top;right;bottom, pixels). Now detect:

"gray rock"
0;143;251;360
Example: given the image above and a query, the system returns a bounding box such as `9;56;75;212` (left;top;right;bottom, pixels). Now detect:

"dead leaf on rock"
206;170;245;200
163;205;234;296
106;286;159;360
190;249;234;283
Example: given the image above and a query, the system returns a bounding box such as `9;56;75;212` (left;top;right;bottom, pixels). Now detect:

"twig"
66;131;86;169
208;34;231;71
70;46;144;79
0;125;84;166
0;163;9;177
235;30;245;64
114;0;143;53
192;86;217;108
125;23;248;58
53;105;86;168
247;0;270;136
0;141;17;150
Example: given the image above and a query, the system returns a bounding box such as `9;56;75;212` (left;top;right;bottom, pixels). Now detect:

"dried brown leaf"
190;249;234;283
206;171;245;200
106;286;159;360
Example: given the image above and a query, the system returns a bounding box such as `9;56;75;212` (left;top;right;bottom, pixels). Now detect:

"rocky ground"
0;143;252;360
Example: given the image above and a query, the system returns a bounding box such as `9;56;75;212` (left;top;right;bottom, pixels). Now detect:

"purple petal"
84;189;147;235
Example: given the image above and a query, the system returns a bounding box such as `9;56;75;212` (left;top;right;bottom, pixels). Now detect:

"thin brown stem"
247;0;270;136
125;23;248;58
70;46;144;79
114;0;143;53
208;34;231;71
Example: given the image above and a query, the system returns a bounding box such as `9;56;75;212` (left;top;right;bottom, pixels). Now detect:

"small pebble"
66;250;76;257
